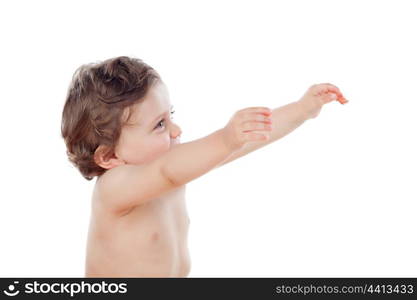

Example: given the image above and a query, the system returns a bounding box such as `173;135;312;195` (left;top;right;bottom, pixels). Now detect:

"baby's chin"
170;139;181;147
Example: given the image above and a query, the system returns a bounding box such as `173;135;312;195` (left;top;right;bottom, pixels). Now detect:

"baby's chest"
128;191;189;236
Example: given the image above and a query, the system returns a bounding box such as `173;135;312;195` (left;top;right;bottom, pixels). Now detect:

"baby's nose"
170;123;182;139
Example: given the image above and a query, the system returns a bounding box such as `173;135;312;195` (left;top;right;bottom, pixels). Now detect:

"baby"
61;56;347;277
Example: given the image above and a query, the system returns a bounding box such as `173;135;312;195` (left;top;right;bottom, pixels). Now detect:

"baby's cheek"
146;135;171;160
157;135;171;152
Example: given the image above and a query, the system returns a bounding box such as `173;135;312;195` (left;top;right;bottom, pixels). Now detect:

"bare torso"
85;182;190;277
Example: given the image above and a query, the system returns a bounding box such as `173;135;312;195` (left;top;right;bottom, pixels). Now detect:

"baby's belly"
86;197;190;277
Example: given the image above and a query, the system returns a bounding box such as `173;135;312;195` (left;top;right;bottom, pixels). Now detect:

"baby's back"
85;179;190;277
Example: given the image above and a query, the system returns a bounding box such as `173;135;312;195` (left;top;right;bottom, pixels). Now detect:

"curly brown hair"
61;56;161;180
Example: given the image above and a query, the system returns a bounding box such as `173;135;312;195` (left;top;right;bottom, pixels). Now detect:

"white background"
0;0;416;277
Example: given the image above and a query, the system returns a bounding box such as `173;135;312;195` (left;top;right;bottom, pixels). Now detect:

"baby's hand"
298;83;348;119
221;107;273;150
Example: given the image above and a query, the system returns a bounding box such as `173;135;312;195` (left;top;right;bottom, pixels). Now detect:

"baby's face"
114;82;182;165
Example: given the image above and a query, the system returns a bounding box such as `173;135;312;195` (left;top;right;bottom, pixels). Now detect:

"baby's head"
61;56;182;181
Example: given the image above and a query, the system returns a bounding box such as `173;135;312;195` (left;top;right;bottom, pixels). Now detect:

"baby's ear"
94;145;124;170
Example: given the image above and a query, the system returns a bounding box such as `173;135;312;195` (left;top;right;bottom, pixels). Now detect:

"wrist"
297;97;320;120
218;128;242;152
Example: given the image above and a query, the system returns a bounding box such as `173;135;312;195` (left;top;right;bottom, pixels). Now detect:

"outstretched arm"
99;107;272;215
217;83;348;167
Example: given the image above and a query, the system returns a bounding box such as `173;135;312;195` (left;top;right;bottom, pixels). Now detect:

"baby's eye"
154;111;175;130
155;119;165;129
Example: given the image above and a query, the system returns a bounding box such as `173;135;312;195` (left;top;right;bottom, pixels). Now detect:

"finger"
243;132;269;142
323;90;349;105
321;83;344;98
321;92;349;105
241;113;272;124
322;84;348;104
322;92;337;104
242;121;272;132
338;97;349;104
241;106;272;116
313;83;343;98
322;92;349;105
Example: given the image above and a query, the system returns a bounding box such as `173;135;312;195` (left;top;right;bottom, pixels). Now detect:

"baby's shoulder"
97;164;146;197
93;165;138;213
